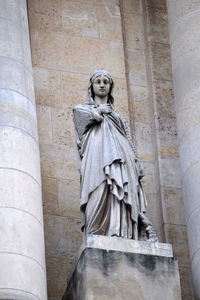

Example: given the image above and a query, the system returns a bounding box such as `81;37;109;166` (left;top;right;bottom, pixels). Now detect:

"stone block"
112;77;129;118
133;99;154;123
98;4;122;41
161;186;185;225
44;215;82;259
134;122;156;161
141;161;158;194
165;224;193;299
33;67;62;108
129;84;148;102
63;238;181;300
123;13;145;49
121;0;143;15
58;179;80;218
150;43;172;81
42;176;59;216
36;31;125;78
83;235;173;257
147;7;169;44
46;255;74;298
28;0;61;17
61;71;88;107
153;79;175;118
127;48;147;85
146;0;167;10
36;105;53;144
51;108;75;147
156;117;178;148
62;2;99;39
28;7;62;33
40;144;79;180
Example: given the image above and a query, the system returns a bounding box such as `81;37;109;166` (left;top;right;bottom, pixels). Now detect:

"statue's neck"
94;95;108;105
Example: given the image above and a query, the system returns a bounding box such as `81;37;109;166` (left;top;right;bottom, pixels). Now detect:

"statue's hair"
84;70;114;105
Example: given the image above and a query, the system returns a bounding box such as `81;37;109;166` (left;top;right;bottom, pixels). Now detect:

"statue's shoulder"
73;103;92;114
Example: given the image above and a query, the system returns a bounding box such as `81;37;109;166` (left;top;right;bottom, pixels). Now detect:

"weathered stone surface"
46;255;74;298
40;144;79;181
42;176;59;216
37;105;53;144
121;0;143;15
44;215;82;259
58;179;80;218
165;223;194;299
127;48;147;85
161;186;185;225
51;108;75;147
123;13;145;50
33;68;62;108
98;5;122;41
63;246;181;300
154;79;175;119
150;43;172;81
83;235;173;257
134;122;156;161
147;7;169;44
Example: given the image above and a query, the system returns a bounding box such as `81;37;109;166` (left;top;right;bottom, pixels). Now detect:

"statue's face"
92;75;111;98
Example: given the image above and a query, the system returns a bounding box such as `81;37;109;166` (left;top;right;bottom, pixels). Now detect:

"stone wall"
28;0;193;298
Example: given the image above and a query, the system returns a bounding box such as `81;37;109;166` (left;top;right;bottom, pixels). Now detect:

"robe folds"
73;104;147;239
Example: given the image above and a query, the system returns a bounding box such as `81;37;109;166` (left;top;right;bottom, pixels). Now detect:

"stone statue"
73;70;158;241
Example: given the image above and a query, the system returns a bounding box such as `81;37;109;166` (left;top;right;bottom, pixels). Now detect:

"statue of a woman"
73;70;157;241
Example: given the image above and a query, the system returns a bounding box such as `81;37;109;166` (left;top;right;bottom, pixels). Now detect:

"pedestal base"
62;236;181;300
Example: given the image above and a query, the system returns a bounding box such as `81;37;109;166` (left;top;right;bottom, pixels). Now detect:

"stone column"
0;1;47;299
167;0;200;298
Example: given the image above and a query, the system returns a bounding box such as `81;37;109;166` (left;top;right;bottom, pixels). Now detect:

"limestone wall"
28;0;193;298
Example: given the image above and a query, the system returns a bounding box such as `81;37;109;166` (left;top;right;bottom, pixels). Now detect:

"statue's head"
85;70;114;105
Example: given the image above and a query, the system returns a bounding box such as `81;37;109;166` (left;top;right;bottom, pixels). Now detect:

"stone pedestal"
62;236;181;300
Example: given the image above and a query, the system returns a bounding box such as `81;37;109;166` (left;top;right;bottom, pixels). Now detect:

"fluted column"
167;0;200;298
0;1;47;299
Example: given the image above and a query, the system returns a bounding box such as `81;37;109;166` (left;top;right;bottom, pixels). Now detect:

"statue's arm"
73;105;103;144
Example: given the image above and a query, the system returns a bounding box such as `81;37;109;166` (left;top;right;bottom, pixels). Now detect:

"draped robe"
73;104;147;239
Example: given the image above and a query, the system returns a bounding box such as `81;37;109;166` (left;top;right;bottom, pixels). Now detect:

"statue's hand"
97;104;112;114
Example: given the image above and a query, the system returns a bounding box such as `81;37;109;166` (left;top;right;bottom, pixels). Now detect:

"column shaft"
0;1;47;299
167;0;200;298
